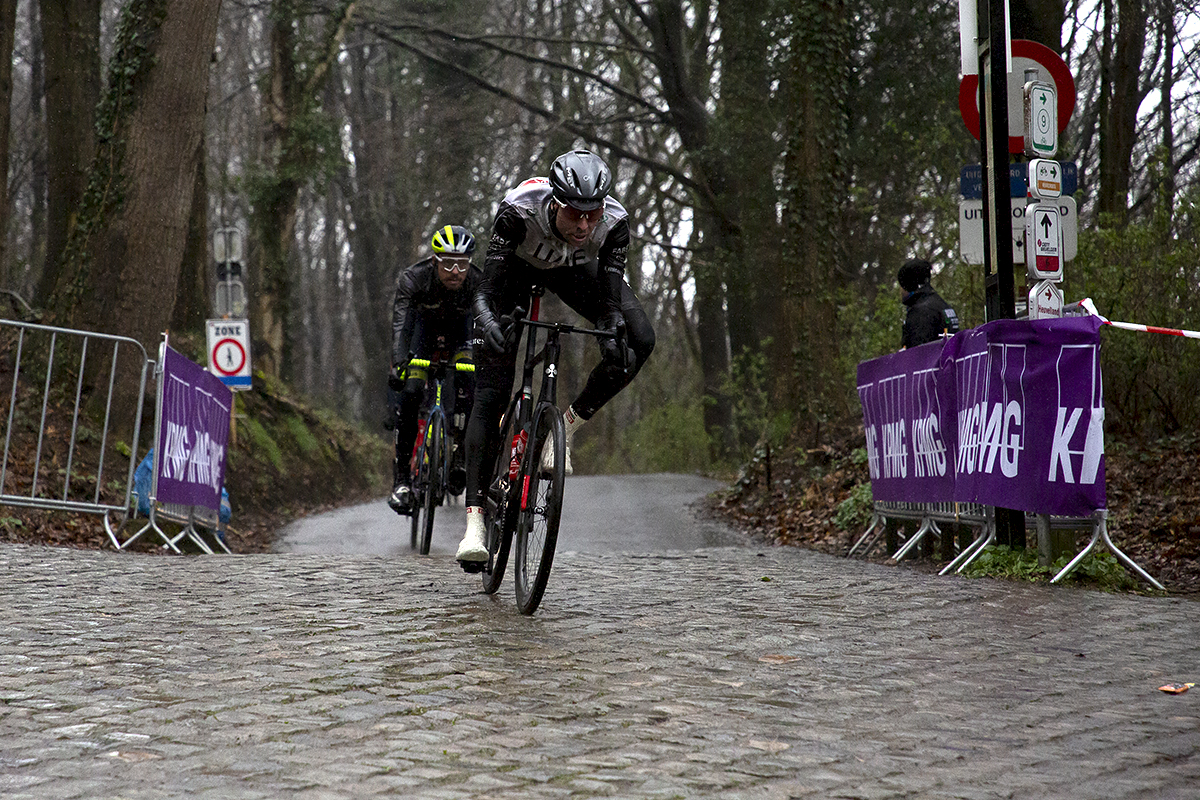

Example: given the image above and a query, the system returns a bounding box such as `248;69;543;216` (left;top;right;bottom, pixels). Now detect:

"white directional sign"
1028;279;1064;320
206;319;252;390
959;196;1076;265
1027;159;1062;199
1025;203;1063;281
1024;80;1058;158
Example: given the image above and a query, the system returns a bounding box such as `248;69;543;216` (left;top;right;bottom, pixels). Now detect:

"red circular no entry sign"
211;338;247;376
959;40;1076;154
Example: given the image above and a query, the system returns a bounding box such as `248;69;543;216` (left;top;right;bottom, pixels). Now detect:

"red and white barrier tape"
1073;297;1200;340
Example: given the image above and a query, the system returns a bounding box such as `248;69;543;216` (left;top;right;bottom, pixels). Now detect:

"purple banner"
156;346;233;510
857;340;956;502
857;316;1106;517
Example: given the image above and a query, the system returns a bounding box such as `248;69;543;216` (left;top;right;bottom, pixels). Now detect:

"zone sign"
206;319;252;390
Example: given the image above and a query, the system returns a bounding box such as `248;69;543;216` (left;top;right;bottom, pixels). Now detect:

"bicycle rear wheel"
420;410;446;555
514;404;565;615
481;395;521;595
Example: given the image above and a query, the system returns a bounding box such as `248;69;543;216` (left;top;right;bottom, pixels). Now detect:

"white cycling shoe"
540;406;583;475
455;507;488;562
540;437;573;475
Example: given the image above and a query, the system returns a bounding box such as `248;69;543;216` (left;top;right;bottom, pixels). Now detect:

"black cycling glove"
477;308;507;354
387;361;408;391
598;312;633;371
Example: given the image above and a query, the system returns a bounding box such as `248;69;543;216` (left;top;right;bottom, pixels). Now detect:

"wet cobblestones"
1;543;1197;799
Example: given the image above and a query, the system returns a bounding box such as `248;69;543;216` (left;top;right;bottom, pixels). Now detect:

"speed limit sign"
206;319;252;389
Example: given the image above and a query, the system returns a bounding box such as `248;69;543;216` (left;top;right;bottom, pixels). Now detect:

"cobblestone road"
1;542;1197;799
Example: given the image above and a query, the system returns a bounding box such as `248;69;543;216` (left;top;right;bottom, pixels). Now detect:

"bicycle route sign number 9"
206;319;252;390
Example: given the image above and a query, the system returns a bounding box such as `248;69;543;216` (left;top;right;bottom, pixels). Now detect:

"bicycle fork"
521;343;563;513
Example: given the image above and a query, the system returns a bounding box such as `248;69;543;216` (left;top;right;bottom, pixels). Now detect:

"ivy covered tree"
51;0;221;422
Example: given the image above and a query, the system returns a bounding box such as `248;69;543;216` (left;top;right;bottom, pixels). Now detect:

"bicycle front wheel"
514;404;565;615
420;410;446;555
481;394;521;595
410;456;424;550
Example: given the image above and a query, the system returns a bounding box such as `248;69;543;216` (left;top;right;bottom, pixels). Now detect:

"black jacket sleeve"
391;263;422;367
474;203;526;322
597;218;630;318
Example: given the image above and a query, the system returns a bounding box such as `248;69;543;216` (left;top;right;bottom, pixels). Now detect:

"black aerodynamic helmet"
549;149;612;212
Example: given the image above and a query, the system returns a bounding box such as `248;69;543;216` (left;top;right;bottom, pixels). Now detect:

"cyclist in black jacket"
387;225;481;513
898;258;959;350
455;150;656;564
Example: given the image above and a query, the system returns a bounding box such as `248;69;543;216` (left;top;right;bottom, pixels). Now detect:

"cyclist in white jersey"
455;150;656;564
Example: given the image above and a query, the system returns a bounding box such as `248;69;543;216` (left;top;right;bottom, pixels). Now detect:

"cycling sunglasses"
436;256;470;274
559;205;604;224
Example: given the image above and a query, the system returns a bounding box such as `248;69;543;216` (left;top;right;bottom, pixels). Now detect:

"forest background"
0;0;1198;531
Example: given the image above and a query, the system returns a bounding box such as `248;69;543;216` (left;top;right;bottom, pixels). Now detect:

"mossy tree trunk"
250;0;356;381
52;0;221;427
34;0;100;308
780;0;853;433
0;0;15;289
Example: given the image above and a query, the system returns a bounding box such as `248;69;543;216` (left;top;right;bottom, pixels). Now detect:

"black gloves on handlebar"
387;361;408;392
598;312;634;371
480;316;507;354
477;307;524;355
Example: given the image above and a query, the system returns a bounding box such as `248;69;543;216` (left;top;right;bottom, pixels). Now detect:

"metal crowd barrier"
847;501;991;563
1;320;230;554
0;319;150;542
121;496;230;555
848;500;1164;591
111;340;232;554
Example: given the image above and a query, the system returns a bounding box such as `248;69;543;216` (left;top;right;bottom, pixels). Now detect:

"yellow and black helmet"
430;224;476;255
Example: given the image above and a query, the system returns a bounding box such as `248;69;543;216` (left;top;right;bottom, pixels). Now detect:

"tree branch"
368;27;705;196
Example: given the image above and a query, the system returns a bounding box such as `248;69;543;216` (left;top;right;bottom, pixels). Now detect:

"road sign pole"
977;0;1024;549
980;0;1016;323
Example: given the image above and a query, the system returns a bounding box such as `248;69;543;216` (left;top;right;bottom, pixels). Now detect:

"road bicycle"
474;286;623;615
402;356;474;555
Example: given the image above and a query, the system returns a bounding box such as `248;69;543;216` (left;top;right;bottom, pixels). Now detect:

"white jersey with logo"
499;178;628;274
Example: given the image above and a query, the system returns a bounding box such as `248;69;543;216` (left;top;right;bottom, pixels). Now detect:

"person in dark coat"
898;258;959;349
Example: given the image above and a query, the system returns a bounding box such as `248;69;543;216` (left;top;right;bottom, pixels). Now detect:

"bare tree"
34;0;100;308
0;0;16;290
55;0;222;361
1097;0;1149;223
250;0;356;379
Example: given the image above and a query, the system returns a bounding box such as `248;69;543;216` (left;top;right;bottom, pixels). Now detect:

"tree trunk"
715;0;781;376
781;0;852;432
35;0;100;308
170;142;211;334
28;0;48;301
1097;0;1148;224
0;0;16;288
1158;0;1175;214
639;0;734;456
48;0;221;436
253;0;356;380
341;42;396;424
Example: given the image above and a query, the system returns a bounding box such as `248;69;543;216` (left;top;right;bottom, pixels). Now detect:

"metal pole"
977;0;1024;547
